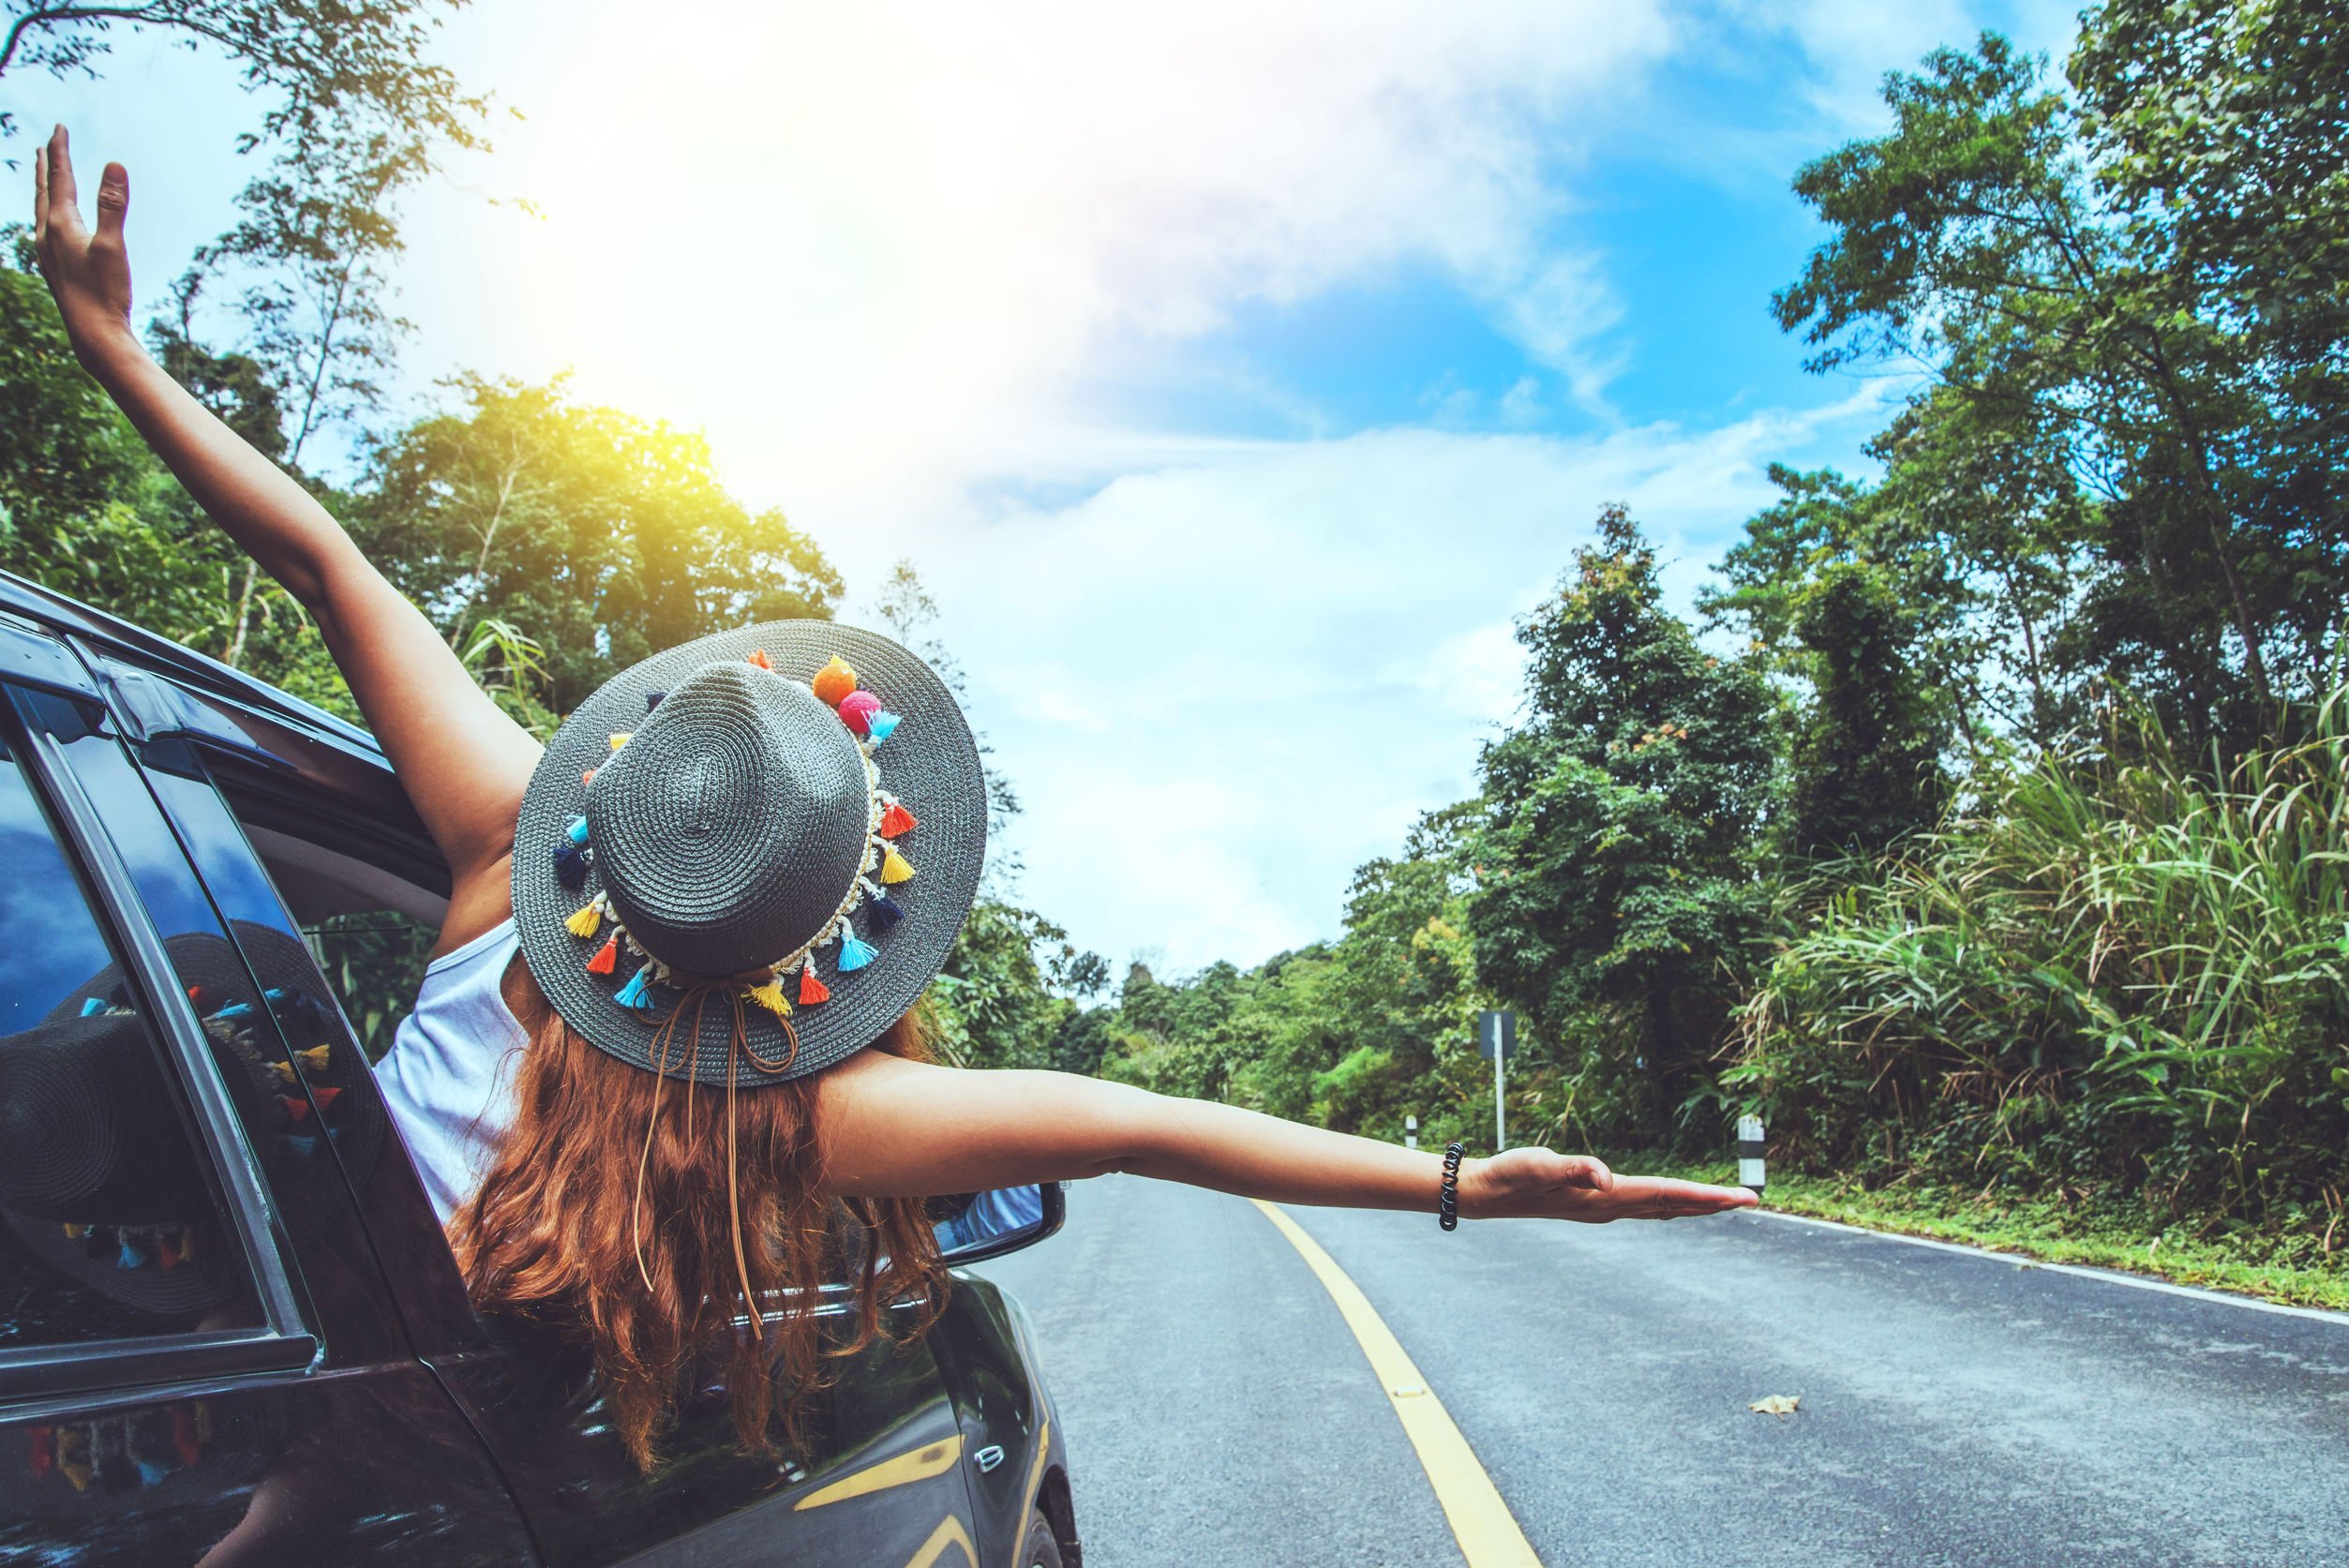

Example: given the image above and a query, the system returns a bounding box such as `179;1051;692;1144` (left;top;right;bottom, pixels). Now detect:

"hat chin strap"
629;981;802;1326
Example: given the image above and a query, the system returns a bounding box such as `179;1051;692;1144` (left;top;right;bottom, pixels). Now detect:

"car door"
0;625;537;1565
116;655;985;1567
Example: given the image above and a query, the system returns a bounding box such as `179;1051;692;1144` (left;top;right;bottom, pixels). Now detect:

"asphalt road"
975;1174;2349;1568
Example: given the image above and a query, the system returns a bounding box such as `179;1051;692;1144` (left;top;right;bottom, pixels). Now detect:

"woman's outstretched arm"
817;1052;1758;1223
33;129;538;952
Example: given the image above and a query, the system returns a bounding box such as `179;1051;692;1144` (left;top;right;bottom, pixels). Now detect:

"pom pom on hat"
812;655;858;708
838;690;882;736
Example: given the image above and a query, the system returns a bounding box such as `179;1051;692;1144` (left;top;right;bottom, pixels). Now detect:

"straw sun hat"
510;621;986;1086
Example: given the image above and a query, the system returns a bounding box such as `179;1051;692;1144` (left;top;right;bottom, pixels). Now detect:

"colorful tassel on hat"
29;1426;52;1476
586;933;620;975
645;690;666;711
277;1133;320;1161
57;1428;92;1492
880;846;916;885
868;892;905;929
744;978;791;1020
79;995;106;1017
582;767;598;786
608;732;632;751
746;648;774;671
614;966;658;1015
798;963;831;1007
172;1408;202;1467
157;1233;181;1272
117;1236;147;1269
553;839;589;890
566;900;604;938
136;1459;171;1486
297;1043;330;1072
878;801;918;838
279;1096;311;1124
865;710;902;744
837;934;878;972
566;814;591;845
311;1086;342;1112
812;655;858;708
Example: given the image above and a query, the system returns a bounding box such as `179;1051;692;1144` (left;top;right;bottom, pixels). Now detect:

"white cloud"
925;393;1886;971
385;0;1680;523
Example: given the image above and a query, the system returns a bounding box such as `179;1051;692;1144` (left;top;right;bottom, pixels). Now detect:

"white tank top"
375;918;528;1227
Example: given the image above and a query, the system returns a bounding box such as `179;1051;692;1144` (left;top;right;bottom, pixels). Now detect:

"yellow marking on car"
793;1432;965;1511
901;1513;980;1568
1006;1414;1053;1566
1253;1200;1544;1568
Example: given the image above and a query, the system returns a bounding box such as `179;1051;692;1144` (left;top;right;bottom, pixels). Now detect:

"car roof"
0;567;389;767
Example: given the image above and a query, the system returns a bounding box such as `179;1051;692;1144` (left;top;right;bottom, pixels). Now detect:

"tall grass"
1731;681;2349;1232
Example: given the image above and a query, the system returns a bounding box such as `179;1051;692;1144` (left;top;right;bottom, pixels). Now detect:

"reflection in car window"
0;726;261;1348
209;787;443;1065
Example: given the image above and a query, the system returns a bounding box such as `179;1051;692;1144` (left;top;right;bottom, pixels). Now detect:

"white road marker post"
1476;1010;1516;1153
1404;1114;1419;1152
1738;1113;1766;1196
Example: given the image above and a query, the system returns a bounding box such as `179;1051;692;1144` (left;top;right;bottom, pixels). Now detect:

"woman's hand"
1460;1146;1758;1222
32;126;136;357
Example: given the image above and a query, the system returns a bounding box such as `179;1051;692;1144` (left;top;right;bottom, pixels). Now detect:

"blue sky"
9;1;2083;971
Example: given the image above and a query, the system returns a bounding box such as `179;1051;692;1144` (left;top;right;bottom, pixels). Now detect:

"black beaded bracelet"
1438;1142;1464;1232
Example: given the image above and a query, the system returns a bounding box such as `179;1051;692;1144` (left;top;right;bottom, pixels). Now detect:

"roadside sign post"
1738;1113;1766;1195
1476;1010;1516;1152
1404;1114;1419;1152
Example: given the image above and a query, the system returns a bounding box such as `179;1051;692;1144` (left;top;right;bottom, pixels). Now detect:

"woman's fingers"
95;161;128;245
45;125;78;229
1562;1154;1613;1191
1605;1175;1758;1219
33;144;47;238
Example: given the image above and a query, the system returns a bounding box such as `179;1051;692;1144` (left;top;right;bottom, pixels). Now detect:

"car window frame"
0;659;318;1404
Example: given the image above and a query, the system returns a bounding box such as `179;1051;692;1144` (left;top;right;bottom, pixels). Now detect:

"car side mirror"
931;1183;1065;1265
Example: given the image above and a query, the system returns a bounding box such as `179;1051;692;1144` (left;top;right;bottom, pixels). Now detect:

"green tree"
1470;504;1776;1145
355;374;842;709
1774;22;2349;747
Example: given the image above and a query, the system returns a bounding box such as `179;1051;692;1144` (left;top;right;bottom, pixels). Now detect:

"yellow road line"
1252;1200;1543;1568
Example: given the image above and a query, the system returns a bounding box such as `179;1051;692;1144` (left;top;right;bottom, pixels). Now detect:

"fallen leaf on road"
1748;1395;1802;1417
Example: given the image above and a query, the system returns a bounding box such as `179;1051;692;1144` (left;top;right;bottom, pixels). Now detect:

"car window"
208;784;446;1065
0;724;263;1349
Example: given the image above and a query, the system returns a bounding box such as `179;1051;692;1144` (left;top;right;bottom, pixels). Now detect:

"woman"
31;127;1756;1471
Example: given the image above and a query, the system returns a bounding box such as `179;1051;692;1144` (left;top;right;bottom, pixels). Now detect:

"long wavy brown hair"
450;967;948;1471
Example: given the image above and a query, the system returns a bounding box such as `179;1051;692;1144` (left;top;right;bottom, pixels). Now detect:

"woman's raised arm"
34;128;539;952
817;1051;1760;1223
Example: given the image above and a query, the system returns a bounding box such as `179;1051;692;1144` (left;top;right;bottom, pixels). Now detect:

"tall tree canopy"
355;374;843;712
1773;17;2349;749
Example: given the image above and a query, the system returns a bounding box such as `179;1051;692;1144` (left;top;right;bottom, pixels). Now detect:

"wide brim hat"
0;925;389;1317
0;1008;246;1319
513;620;985;1085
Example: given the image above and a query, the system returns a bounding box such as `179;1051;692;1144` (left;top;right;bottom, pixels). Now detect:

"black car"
0;569;1080;1568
